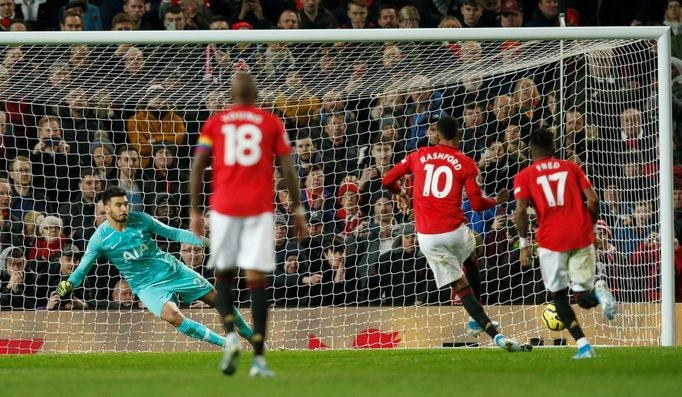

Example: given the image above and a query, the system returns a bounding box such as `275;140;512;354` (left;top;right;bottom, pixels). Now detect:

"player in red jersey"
189;73;307;376
513;128;617;359
382;115;531;353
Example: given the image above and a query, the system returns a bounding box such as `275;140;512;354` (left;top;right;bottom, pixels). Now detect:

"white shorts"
537;244;596;293
209;211;275;273
417;224;475;289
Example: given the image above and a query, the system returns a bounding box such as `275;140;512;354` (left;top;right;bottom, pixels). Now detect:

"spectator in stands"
310;237;357;306
234;0;269;29
88;278;143;310
300;166;334;223
601;181;633;233
377;3;399;28
33;244;82;308
405;75;445;151
460;101;488;161
416;114;441;148
58;168;101;248
61;9;84;30
336;176;364;237
320;90;354;126
9;156;50;215
478;139;526;196
511;77;546;139
614;201;656;257
60;88;99;156
263;42;296;75
378;222;428;305
30;115;78;205
341;0;373;29
359;136;395;206
320;113;360;184
594;219;627;301
127;84;186;168
0;0;22;31
301;211;325;275
409;0;455;28
0;178;21;250
89;138;117;187
564;108;589;163
278;9;299;29
525;0;559;27
398;5;420;28
499;0;524;27
292;134;321;181
0;246;35;310
162;4;186;30
378;118;405;160
63;0;103;31
179;242;212;282
274;214;299;265
29;215;66;262
115;146;146;212
664;0;682;35
299;0;337;29
619;108;649;151
8;19;27;31
275;68;322;128
71;198;106;250
370;90;407;131
272;249;313;307
14;210;43;251
68;45;96;81
180;0;213;30
153;193;184;253
143;145;188;211
504;123;528;161
490;94;512;136
459;0;485;28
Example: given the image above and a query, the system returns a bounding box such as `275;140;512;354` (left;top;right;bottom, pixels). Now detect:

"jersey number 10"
423;164;454;198
536;171;568;207
221;124;263;166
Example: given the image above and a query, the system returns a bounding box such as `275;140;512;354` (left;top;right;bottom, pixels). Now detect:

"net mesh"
0;35;664;351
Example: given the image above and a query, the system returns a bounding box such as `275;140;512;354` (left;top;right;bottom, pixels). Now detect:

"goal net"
0;28;673;352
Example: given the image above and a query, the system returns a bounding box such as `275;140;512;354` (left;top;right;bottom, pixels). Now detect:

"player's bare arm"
276;153;308;240
495;188;510;205
189;149;210;237
514;197;531;267
583;185;600;224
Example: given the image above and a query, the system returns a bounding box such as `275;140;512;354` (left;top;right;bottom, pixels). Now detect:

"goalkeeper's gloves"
56;280;74;297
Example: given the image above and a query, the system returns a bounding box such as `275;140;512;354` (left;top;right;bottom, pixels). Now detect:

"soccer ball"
542;304;565;331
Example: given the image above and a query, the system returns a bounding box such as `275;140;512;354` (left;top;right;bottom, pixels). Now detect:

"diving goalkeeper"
57;186;253;347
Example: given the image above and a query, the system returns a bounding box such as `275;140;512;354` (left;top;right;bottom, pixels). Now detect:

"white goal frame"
3;26;674;347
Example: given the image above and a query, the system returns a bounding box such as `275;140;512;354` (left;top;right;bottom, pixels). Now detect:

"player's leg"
569;245;617;320
538;247;594;359
159;300;226;347
239;212;276;377
208;211;242;375
462;236;500;337
198;289;254;339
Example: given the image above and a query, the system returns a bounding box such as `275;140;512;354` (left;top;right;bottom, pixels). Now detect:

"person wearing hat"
272;249;312;307
336;176;364;236
274;214;299;266
0;246;35;309
29;215;66;262
499;0;524;27
31;243;83;308
301;211;326;275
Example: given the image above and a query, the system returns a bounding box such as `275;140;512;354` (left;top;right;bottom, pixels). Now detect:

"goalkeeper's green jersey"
68;212;204;293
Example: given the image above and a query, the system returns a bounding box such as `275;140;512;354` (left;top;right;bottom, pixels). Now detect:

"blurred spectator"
63;0;103;31
564;108;588;163
89;138;117;186
398;5;420;28
490;94;513;135
0;178;21;250
336;176;364;236
180;0;213;30
460;101;487;161
320;113;360;185
416;114;440;148
115;146;147;212
9;156;50;215
58;168;101;247
594;219;627;301
143;145;189;211
277;9;299;29
299;0;337;29
511;77;546;138
235;0;269;30
29;215;66;261
665;0;682;35
60;9;84;30
33;244;81;308
89;278;143;310
341;0;374;29
300;166;334;223
503;124;528;161
525;0;559;27
478;140;526;195
274;214;299;264
275;68;322;128
19;0;65;31
370;90;407;130
410;0;456;28
179;242;212;282
405;75;445;151
0;0;22;31
59;88;99;156
300;211;325;274
377;3;398;28
121;0;158;30
292;133;321;181
459;0;485;28
111;12;135;31
0;246;35;310
614;201;656;257
272;249;313;307
320;90;354;126
263;42;296;75
359;136;395;205
8;19;27;31
163;4;187;30
378;222;428;305
309;237;357;306
127;85;187;168
499;0;524;27
71;198;106;249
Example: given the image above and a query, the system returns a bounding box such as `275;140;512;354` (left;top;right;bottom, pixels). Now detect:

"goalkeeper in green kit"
57;186;253;347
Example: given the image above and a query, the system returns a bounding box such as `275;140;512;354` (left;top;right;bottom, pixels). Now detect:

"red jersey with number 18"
513;158;594;252
382;144;496;234
197;105;291;216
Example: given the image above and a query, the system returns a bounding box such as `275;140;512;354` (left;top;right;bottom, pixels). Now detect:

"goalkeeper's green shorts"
136;265;213;317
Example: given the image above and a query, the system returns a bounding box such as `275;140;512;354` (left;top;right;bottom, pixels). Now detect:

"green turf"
1;348;680;397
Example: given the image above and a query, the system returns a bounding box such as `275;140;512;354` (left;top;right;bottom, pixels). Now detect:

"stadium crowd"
1;0;682;312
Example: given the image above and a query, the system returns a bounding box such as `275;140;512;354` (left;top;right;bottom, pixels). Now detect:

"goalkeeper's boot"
594;280;617;321
220;332;240;376
467;318;500;337
572;344;596;359
233;310;254;342
249;356;275;378
494;334;532;352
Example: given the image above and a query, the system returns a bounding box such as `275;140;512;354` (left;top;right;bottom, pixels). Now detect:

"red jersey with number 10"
513;158;594;251
197;105;291;216
382;144;496;234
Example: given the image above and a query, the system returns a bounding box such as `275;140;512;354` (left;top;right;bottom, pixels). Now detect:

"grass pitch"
1;348;680;397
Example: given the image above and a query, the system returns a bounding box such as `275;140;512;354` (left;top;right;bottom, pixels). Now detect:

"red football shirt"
197;105;291;216
382;144;496;234
513;157;594;251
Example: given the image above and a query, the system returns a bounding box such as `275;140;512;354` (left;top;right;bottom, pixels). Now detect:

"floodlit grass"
1;348;681;397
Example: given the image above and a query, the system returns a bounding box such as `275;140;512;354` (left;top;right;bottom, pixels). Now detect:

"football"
542;304;565;331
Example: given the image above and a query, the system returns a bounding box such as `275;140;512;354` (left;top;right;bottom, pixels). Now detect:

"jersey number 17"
536;171;567;207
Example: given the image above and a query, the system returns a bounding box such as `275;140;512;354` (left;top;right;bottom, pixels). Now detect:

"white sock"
576;337;590;349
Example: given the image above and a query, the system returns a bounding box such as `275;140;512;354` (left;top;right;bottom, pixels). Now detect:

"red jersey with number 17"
382;144;496;234
513;158;594;252
197;105;291;216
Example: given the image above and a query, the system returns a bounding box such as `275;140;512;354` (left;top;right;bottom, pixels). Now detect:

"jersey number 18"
221;124;262;166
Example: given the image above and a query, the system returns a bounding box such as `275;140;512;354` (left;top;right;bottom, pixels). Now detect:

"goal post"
0;26;675;350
